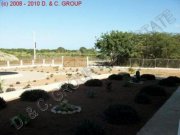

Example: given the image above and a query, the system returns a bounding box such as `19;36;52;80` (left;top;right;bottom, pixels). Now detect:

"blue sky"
0;0;180;49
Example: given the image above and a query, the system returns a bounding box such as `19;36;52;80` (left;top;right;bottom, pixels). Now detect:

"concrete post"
52;59;54;65
7;61;10;67
61;56;64;67
20;60;23;66
32;60;34;65
43;59;45;65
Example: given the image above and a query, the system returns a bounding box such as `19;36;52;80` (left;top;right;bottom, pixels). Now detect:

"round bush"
119;72;131;79
20;89;50;102
141;74;156;80
140;85;167;97
159;76;180;87
135;93;151;104
0;97;7;110
104;104;140;125
85;79;103;87
75;120;105;135
108;74;123;80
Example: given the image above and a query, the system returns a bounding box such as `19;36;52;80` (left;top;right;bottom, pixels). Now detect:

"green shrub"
108;74;123;80
141;74;156;80
140;85;167;97
20;89;50;102
119;72;131;79
135;93;151;104
159;76;180;87
104;104;140;125
85;79;103;87
75;120;105;135
0;97;6;110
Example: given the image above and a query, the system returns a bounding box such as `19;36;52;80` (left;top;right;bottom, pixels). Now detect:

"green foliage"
75;120;105;135
108;74;123;80
140;85;167;97
141;74;156;80
95;31;180;61
0;97;6;110
85;79;103;87
104;104;140;125
20;89;50;102
159;76;180;87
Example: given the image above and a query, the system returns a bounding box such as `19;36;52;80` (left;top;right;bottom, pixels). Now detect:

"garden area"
0;72;179;135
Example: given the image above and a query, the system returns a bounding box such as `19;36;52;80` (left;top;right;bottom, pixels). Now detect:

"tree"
95;31;135;62
57;47;66;53
79;47;87;54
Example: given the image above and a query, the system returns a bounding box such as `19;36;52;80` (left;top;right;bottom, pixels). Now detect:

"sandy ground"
0;66;180;91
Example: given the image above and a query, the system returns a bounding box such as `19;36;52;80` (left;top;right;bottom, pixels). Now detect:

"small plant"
16;81;21;84
128;67;135;74
104;104;140;125
23;84;31;89
75;120;105;135
33;80;36;82
61;83;77;92
50;74;54;78
85;79;103;87
46;77;50;80
0;97;6;110
135;70;141;82
135;93;151;104
108;74;123;80
141;74;156;80
9;84;14;87
6;88;16;92
20;89;50;102
140;85;167;97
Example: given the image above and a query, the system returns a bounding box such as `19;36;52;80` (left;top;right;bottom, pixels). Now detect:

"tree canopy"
95;31;180;60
